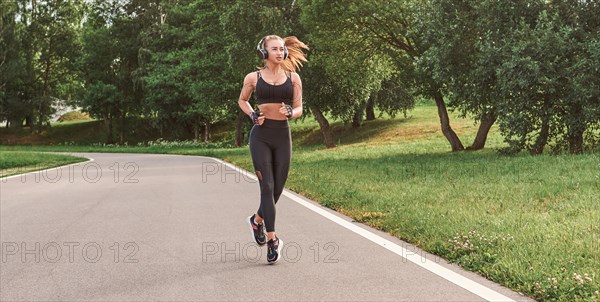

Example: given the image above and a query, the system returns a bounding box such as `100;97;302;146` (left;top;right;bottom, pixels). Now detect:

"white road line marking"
211;157;516;302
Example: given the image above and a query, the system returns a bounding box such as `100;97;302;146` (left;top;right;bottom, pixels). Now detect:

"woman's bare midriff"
258;103;288;120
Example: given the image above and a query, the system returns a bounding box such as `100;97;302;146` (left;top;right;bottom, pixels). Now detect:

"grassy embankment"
0;151;89;177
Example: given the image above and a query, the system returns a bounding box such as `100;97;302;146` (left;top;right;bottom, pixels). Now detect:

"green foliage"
1;0;84;129
299;0;414;124
80;81;122;120
372;71;415;119
77;0;162;143
2;0;598;151
142;0;237;139
33;0;84;128
416;0;599;154
221;0;297;79
491;2;599;155
139;138;234;149
1;1;31;127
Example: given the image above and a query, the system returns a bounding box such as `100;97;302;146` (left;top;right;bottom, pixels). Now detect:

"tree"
0;1;32;128
80;81;123;142
79;0;163;144
221;0;299;146
1;0;83;131
492;1;599;154
561;0;600;153
78;0;124;143
300;0;462;151
299;0;413;147
31;0;85;132
572;38;600;153
142;0;237;142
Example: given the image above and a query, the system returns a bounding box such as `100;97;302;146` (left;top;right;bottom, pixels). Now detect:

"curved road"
0;152;531;301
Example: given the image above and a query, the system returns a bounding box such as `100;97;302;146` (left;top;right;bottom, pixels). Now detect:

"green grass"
0;151;90;178
286;149;598;301
1;105;598;301
218;119;599;301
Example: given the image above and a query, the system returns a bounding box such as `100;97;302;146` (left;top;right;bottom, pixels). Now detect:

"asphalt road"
0;152;532;301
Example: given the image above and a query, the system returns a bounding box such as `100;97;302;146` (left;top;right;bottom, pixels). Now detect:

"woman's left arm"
290;72;303;119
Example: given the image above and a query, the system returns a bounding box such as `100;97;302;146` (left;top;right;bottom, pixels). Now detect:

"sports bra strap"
257;70;290;79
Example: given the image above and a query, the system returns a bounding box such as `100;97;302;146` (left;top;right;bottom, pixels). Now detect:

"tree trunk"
352;107;362;128
38;19;53;133
37;98;47;133
235;110;245;147
433;91;464;151
204;122;210;143
104;115;114;144
119;111;125;145
159;2;166;40
366;95;375;121
530;96;550;155
310;105;336;148
193;120;200;140
568;103;584;154
569;127;584;154
25;115;33;127
530;118;549;155
467;110;496;150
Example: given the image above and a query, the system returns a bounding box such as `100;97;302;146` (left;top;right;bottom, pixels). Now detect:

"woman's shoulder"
245;70;261;78
289;71;301;82
243;71;260;84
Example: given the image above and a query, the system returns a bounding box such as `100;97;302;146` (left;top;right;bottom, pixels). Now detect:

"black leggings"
249;118;292;233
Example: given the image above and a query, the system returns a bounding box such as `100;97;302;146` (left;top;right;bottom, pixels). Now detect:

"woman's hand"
250;111;265;126
279;102;294;118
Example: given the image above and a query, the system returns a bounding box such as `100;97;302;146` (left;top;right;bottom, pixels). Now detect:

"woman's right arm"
238;73;256;116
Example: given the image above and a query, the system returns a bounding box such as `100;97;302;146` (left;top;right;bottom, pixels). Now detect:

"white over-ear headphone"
256;36;288;60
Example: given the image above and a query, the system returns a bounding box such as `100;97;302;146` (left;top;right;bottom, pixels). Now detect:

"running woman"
237;35;308;264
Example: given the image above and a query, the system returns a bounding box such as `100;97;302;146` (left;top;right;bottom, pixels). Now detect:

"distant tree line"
1;0;598;154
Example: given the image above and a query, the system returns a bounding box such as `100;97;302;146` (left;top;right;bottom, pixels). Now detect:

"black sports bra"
255;71;293;105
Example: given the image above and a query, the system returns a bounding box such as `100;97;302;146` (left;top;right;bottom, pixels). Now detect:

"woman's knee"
258;176;275;194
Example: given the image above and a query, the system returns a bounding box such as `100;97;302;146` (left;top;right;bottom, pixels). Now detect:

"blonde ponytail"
281;36;309;73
